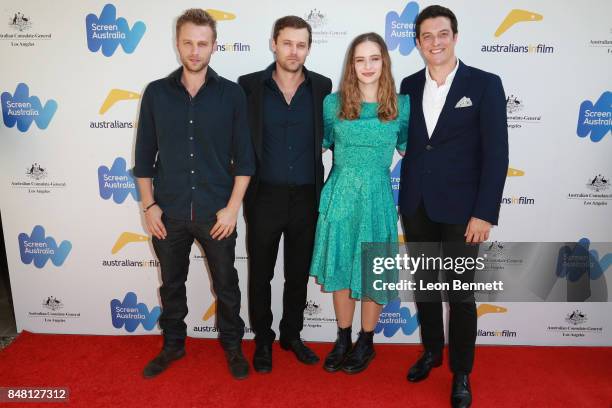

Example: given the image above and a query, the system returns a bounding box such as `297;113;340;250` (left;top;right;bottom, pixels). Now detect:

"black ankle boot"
341;329;375;374
323;326;352;372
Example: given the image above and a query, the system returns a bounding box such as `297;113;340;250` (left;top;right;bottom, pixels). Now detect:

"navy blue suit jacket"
399;61;509;225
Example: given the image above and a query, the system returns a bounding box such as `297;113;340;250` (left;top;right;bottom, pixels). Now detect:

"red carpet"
0;332;610;407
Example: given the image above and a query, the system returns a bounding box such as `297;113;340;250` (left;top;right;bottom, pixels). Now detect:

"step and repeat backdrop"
1;0;611;346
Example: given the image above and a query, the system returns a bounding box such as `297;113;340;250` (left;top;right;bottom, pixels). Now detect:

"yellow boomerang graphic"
204;9;236;21
494;9;543;37
477;304;507;318
99;89;141;115
111;232;149;254
203;302;217;321
507;168;525;177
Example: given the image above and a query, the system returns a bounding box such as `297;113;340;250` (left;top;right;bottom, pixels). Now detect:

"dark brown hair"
415;5;458;39
176;9;217;41
272;15;312;48
339;32;397;122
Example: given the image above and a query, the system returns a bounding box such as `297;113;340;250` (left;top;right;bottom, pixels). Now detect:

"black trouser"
246;183;317;345
401;202;479;374
152;215;244;351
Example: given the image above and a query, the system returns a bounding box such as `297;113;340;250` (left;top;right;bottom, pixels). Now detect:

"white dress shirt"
422;58;459;138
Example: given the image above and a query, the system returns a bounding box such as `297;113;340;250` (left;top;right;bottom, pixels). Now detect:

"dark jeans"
246;183;317;345
401;202;479;374
152;214;244;351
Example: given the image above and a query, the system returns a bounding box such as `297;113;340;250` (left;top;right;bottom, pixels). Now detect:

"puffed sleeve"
396;94;410;153
322;93;338;149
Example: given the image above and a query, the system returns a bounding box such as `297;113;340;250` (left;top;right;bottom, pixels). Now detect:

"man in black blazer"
238;16;332;373
399;6;508;408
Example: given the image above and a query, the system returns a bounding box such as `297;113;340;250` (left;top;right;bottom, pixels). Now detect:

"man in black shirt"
238;16;332;373
134;9;255;380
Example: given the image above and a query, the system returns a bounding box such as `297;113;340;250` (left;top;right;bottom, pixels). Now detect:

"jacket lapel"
411;71;428;145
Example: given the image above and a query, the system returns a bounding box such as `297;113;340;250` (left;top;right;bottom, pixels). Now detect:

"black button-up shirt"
134;66;255;221
260;64;315;185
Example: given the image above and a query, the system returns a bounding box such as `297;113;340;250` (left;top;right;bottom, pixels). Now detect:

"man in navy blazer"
399;6;508;408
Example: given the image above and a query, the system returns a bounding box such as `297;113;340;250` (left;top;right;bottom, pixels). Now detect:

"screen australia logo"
86;4;146;57
2;83;57;132
576;91;611;142
111;292;160;332
98;157;140;204
18;225;72;268
385;2;419;56
375;299;419;337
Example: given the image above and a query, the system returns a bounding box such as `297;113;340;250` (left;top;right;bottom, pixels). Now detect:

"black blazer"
238;65;332;214
398;61;509;225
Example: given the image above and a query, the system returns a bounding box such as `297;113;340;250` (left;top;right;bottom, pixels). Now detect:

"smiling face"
176;22;216;74
416;16;457;69
271;27;310;73
353;40;383;86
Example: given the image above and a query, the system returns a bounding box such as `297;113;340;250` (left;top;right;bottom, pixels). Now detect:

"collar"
425;57;459;88
169;65;219;88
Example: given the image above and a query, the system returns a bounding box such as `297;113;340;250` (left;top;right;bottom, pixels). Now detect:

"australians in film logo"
98;157;140;204
385;2;419;56
576;91;611;142
2;83;57;132
303;8;347;45
18;225;72;268
482;9;554;55
567;173;611;207
201;9;251;52
374;299;419;338
91;88;140;129
505;94;542;129
101;231;159;268
86;4;146;57
110;292;160;332
28;296;81;324
10;163;67;194
476;304;517;338
2;11;52;47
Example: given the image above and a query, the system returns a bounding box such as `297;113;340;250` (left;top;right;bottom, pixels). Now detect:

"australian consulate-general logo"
303;299;336;329
304;300;322;317
26;163;46;180
566;173;611;207
10;163;67;194
547;310;602;338
565;310;587;326
42;296;63;311
505;94;542;129
303;8;347;45
9;12;31;31
2;11;52;47
481;242;523;272
28;296;81;324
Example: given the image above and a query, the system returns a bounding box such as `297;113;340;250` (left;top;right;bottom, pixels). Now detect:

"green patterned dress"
309;92;409;304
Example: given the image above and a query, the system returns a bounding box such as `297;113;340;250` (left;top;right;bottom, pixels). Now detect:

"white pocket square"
455;96;472;108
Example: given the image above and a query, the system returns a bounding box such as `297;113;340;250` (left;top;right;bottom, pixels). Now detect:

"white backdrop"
1;0;611;346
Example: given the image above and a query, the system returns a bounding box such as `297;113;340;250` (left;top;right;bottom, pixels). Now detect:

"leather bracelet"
143;202;158;213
